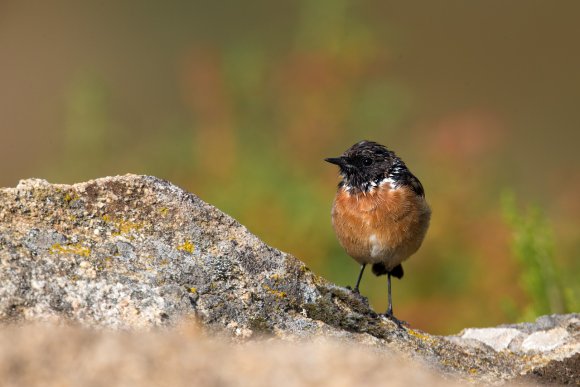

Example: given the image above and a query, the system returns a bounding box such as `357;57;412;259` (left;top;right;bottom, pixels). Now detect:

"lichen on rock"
0;174;577;384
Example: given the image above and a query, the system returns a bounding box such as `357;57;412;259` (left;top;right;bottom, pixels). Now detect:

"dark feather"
372;263;404;279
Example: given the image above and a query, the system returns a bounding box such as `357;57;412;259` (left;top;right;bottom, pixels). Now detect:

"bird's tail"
372;263;404;279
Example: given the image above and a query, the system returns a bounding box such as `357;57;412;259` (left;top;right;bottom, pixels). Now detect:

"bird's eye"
363;158;373;166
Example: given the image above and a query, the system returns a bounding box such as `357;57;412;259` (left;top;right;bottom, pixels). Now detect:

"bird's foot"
384;312;409;329
345;285;360;294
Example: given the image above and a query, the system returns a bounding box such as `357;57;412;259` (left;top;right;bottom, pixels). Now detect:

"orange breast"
331;183;430;268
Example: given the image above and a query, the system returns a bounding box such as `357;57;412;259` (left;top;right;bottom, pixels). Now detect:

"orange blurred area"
1;1;578;334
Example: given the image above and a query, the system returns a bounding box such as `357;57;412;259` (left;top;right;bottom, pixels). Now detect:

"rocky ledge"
0;175;578;385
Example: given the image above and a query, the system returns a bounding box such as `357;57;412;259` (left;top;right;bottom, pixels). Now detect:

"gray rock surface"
453;313;579;359
0;174;578;384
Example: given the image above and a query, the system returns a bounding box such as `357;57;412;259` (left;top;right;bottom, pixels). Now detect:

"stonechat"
325;140;431;325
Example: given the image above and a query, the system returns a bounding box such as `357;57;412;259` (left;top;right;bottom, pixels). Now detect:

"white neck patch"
342;177;399;193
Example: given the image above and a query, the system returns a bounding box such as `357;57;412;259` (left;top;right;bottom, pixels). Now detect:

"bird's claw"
345;285;360;294
384;313;409;329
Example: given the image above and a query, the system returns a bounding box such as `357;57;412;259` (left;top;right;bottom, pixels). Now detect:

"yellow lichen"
115;220;142;235
64;192;79;203
188;287;197;294
177;240;195;253
262;284;287;299
159;207;169;217
50;243;91;257
101;214;142;236
407;328;433;342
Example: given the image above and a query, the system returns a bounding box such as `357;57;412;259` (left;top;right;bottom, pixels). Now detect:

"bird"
325;140;431;326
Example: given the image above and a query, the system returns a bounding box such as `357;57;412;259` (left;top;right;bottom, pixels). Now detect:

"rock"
513;353;580;386
459;328;522;352
0;174;578;384
454;314;580;361
521;328;568;352
0;323;467;387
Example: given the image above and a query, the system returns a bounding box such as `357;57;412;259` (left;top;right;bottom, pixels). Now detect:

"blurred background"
1;1;578;334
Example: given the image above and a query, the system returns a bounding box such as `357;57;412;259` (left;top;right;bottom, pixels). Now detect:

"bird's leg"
386;273;393;316
353;264;366;293
385;273;408;328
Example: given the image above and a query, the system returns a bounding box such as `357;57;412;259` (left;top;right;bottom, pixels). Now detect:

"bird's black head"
325;140;404;192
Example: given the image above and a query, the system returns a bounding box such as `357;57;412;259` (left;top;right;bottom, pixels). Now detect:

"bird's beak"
324;157;346;166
